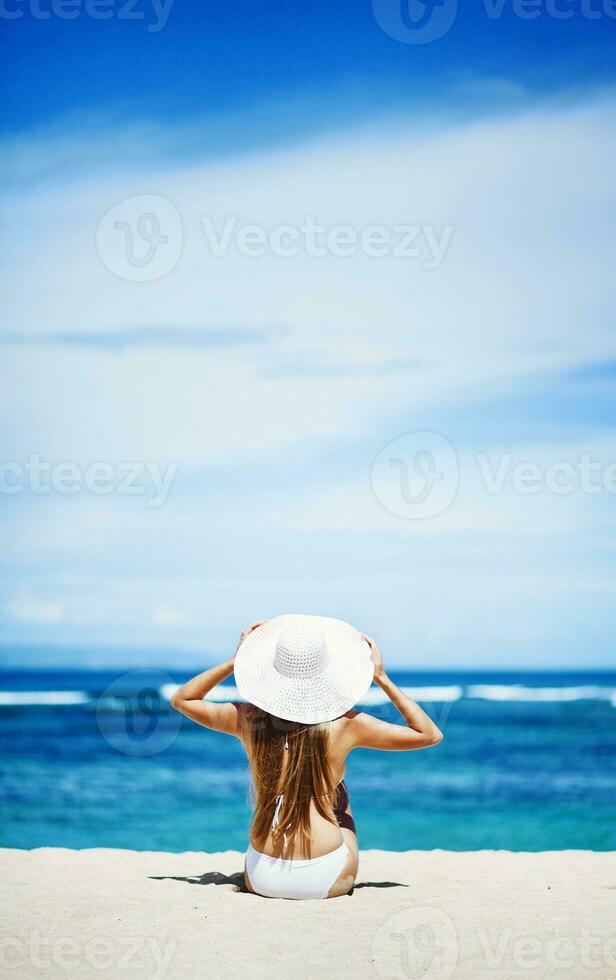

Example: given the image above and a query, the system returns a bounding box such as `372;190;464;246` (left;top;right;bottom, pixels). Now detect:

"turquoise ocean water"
0;668;615;852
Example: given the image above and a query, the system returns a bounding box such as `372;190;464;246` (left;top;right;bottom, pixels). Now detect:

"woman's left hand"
236;620;266;653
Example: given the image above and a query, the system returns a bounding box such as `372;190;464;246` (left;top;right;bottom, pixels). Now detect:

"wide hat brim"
234;614;374;724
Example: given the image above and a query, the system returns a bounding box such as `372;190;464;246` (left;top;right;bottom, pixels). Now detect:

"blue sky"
1;1;616;668
3;0;616;135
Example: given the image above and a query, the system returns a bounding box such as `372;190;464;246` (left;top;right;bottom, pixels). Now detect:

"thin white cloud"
152;606;192;628
7;597;65;626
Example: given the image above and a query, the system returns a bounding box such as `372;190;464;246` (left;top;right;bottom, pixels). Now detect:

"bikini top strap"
272;794;284;828
272;794;288;847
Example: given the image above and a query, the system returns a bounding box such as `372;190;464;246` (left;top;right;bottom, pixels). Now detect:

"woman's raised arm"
170;621;265;736
349;635;443;751
170;658;240;735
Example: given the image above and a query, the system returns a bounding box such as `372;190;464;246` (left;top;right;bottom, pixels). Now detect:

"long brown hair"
244;708;337;858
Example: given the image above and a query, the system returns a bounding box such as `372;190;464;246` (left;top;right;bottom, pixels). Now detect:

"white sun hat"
234;614;374;724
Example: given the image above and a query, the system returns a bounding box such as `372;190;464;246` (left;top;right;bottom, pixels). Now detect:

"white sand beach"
2;848;615;979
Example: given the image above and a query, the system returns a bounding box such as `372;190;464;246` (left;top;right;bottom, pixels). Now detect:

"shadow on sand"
149;872;408;894
150;871;249;891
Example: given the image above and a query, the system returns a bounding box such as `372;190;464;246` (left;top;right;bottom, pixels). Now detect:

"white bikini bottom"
245;842;349;900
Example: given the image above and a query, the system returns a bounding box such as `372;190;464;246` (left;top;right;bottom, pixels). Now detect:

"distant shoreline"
2;657;616;672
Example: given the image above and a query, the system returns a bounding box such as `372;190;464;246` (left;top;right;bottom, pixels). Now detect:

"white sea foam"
359;686;463;704
161;683;242;703
0;691;90;706
160;683;244;702
162;682;615;706
2;683;612;709
466;684;616;703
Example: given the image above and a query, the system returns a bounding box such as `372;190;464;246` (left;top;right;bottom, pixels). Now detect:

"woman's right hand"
362;633;386;682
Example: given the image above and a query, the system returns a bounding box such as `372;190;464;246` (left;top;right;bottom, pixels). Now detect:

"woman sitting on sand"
171;615;443;900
